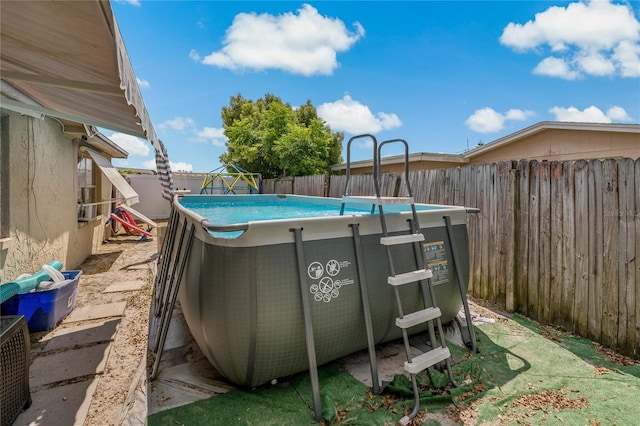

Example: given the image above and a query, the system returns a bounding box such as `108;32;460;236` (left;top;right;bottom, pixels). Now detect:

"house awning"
84;148;139;206
0;0;174;200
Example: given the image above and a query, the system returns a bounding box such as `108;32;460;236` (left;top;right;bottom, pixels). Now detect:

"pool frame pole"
443;215;478;353
290;227;323;422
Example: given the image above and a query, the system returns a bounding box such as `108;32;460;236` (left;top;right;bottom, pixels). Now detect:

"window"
76;148;139;222
77;155;98;221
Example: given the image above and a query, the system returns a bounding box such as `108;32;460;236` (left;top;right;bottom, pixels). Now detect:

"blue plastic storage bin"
0;271;81;332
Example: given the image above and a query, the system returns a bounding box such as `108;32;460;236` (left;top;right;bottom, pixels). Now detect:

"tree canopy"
219;94;343;178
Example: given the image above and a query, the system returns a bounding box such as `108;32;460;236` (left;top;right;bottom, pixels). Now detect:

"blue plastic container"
0;271;82;332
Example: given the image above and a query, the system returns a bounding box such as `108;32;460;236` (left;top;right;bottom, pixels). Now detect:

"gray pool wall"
175;194;470;387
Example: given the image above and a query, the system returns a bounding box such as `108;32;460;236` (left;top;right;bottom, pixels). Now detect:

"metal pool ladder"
341;135;459;425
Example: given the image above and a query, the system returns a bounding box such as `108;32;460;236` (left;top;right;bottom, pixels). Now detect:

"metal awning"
84;148;139;206
0;0;174;199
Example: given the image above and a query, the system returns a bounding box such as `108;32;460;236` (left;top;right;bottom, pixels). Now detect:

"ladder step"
387;269;433;286
404;346;451;374
380;233;424;246
395;307;441;329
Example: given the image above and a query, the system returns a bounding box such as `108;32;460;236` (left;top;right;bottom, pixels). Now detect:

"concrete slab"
343;342;414;388
30;343;111;388
103;280;146;293
150;358;234;415
42;319;120;352
13;379;98;426
64;301;127;323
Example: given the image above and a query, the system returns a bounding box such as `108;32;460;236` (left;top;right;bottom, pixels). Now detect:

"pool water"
180;201;372;225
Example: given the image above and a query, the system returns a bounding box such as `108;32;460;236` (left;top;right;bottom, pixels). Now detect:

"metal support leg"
151;224;195;380
443;215;478;353
153;207;179;316
291;228;323;422
153;219;188;352
350;223;380;394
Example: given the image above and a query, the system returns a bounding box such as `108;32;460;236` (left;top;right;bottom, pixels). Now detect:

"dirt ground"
81;235;156;425
27;232;158;426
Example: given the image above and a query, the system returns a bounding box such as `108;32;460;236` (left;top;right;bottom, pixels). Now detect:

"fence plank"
561;161;576;331
636;158;640;356
539;161;552;323
574;160;589;336
488;164;499;303
586;160;603;340
550;161;564;325
618;158;636;353
500;162;516;310
601;159;619;348
480;164;491;300
466;166;479;294
329;175;346;198
515;159;530;313
527;160;541;320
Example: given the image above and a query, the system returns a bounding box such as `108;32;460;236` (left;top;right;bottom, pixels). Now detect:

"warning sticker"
307;258;353;303
424;241;449;285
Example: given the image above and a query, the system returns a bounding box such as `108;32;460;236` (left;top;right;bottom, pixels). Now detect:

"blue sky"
108;0;640;173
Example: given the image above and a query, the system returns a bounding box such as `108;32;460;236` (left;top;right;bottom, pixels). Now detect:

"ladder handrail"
377;138;412;198
342;134;379;198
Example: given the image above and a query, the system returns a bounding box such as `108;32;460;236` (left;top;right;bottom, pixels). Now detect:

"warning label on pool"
307;259;353;303
424;241;449;285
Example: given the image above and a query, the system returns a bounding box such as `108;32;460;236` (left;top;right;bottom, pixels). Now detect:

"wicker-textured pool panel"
177;202;470;387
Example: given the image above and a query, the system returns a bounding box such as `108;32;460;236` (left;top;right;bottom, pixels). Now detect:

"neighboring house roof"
332;121;640;172
0;1;158;152
331;152;467;172
462;121;640;159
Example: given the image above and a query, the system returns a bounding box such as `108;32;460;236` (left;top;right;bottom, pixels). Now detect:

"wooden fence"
263;158;639;357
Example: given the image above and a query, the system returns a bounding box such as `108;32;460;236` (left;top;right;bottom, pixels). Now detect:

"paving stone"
30;343;111;388
42;319;119;352
103;280;146;293
14;379;98;426
64;301;127;323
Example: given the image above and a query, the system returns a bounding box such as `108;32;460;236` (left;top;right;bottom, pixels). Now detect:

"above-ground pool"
173;194;470;387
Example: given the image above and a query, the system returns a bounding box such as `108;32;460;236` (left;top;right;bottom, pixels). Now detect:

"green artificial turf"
148;314;639;425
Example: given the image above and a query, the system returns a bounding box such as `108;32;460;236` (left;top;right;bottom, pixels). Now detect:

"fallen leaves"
511;389;589;413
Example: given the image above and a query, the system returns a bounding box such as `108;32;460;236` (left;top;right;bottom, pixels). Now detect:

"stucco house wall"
0;110;105;282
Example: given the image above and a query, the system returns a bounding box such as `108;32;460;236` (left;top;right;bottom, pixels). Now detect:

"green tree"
219;94;343;178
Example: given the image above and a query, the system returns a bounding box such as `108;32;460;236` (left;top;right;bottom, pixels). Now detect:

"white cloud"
317;95;402;134
613;40;640;77
169;161;194;172
159;117;196;132
465;107;535;133
192;4;364;76
141;159;193;173
108;133;150;156
500;0;640;79
136;78;150;89
607;106;632;121
549;105;632;122
141;159;156;169
533;57;580;80
195;126;227;147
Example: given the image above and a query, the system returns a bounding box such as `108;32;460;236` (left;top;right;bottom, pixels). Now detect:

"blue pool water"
180;200;371;225
180;197;445;238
